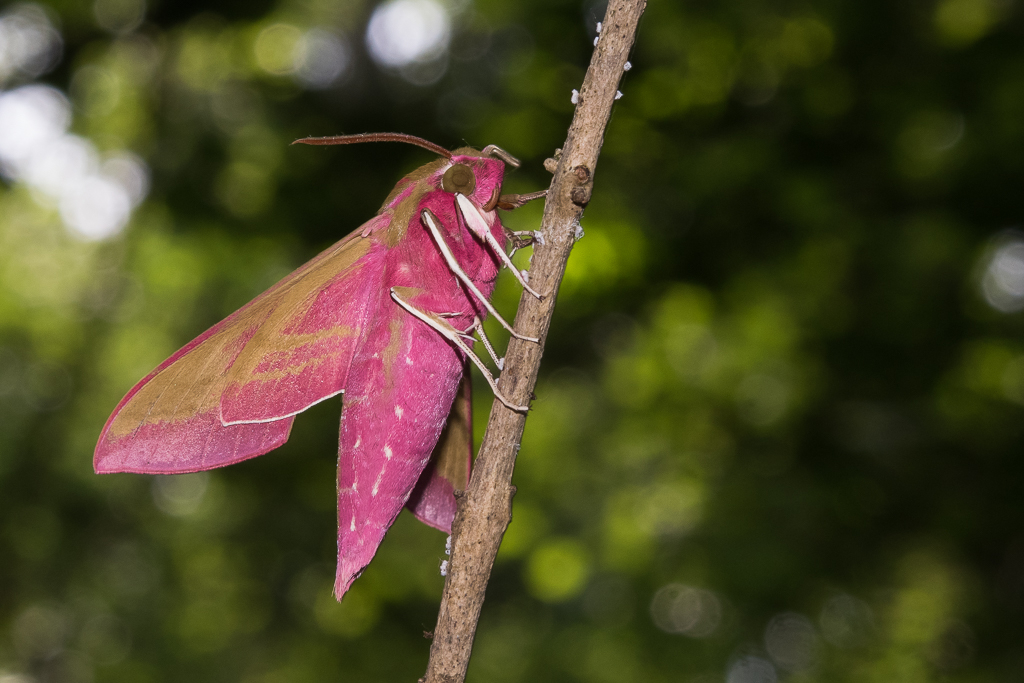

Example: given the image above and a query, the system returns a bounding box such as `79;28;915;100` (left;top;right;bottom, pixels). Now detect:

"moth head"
444;147;521;240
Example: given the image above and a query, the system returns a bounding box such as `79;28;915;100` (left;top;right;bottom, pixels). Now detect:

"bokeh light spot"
293;28;350;88
650;583;722;637
254;23;302;75
980;234;1024;312
764;612;819;671
0;85;70;169
525;538;590;602
0;4;62;84
896;110;964;178
0;673;34;683
0;85;148;239
736;373;791;426
93;0;146;35
726;655;777;683
779;18;834;67
13;605;70;660
819;593;875;648
635;480;705;536
366;0;451;79
60;174;133;240
152;473;209;517
935;0;1001;46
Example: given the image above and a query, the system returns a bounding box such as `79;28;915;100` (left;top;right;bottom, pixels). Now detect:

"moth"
94;133;545;599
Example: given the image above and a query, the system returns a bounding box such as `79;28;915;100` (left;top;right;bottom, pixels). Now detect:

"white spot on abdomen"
372;469;385;496
405;356;414;365
350;516;356;531
355;436;361;448
395;406;404;419
384;445;393;459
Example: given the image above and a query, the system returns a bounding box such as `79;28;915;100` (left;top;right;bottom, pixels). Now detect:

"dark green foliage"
1;0;1023;681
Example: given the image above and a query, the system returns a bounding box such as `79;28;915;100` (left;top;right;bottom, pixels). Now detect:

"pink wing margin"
406;368;473;531
94;216;389;474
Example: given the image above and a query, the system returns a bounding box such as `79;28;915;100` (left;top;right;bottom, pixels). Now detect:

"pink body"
94;150;509;598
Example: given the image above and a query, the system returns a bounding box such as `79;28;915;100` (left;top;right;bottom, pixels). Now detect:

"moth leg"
466;317;504;371
421;209;540;342
453;195;544;300
495;190;548;211
507;229;544;260
390;289;529;413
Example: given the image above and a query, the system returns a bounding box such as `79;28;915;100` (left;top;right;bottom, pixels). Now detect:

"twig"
422;1;647;681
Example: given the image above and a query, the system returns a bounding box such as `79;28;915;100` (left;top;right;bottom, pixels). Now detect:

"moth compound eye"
442;164;476;196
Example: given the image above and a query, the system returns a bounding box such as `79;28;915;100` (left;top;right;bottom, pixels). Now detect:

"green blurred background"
2;0;1024;680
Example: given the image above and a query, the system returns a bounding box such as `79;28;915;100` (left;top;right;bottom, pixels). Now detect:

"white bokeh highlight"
0;85;149;240
981;234;1024;313
293;29;351;88
366;0;451;83
0;4;62;85
650;583;722;637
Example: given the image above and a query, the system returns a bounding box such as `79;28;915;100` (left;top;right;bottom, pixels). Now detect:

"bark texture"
422;2;647;680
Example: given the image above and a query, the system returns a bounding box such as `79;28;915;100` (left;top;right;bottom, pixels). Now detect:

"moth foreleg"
390;289;529;413
453;195;544;301
495;189;548;211
420;209;540;342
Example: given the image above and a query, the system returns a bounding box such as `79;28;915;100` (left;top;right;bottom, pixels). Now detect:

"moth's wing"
95;217;389;474
334;288;467;599
406;365;473;531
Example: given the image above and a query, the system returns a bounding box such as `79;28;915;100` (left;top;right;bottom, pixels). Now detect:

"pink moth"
94;133;543;599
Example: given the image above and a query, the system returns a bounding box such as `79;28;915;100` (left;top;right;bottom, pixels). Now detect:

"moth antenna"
481;145;520;168
293;132;453;159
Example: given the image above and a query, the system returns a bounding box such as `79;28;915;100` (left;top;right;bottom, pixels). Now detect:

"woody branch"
422;1;647;681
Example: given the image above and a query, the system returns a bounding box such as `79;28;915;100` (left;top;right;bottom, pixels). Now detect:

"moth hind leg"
467;316;504;370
